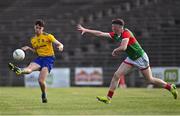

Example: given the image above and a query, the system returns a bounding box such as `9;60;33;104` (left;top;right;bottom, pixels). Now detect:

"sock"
21;69;29;74
107;90;114;99
19;68;23;72
164;83;171;91
42;93;47;98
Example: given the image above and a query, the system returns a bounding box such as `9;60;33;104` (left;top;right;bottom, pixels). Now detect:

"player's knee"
147;77;154;83
114;71;123;81
114;72;118;79
38;78;45;84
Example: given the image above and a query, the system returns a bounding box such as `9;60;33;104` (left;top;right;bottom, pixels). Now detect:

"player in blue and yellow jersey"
8;19;64;103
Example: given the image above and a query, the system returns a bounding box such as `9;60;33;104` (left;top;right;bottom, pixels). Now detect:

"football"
13;49;25;61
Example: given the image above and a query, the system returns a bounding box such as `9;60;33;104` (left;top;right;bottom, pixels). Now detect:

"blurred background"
0;0;179;88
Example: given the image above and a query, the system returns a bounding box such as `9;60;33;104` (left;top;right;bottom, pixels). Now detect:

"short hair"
112;18;124;26
35;19;45;27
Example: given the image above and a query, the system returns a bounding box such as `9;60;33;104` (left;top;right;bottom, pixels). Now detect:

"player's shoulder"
42;32;50;36
123;28;131;33
122;28;133;35
109;32;115;38
30;36;36;41
43;32;54;37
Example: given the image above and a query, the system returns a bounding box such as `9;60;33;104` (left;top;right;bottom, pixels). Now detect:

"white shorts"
124;53;149;70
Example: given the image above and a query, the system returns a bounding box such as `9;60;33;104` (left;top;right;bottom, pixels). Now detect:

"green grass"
0;87;179;115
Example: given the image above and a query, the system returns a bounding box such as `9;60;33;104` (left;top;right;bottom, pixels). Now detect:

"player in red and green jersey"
77;18;178;104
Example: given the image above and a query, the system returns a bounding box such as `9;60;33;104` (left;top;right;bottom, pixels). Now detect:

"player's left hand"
57;44;64;52
112;48;121;56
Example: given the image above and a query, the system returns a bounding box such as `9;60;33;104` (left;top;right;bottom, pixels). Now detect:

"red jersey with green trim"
109;28;144;60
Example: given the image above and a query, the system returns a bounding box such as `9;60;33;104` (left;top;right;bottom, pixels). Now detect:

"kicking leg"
8;62;40;75
21;62;40;74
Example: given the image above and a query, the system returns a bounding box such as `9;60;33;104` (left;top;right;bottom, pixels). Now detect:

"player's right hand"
77;24;86;35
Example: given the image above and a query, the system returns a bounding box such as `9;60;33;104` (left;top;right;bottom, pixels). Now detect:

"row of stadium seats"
0;0;179;86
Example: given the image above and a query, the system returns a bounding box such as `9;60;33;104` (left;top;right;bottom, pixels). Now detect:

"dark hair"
112;18;124;26
35;19;45;27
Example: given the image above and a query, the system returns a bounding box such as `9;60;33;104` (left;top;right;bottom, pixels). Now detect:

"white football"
13;49;25;61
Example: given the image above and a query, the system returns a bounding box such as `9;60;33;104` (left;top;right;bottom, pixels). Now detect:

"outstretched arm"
21;46;35;52
77;24;111;38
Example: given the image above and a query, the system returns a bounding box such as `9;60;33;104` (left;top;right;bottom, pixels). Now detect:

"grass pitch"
0;87;179;115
